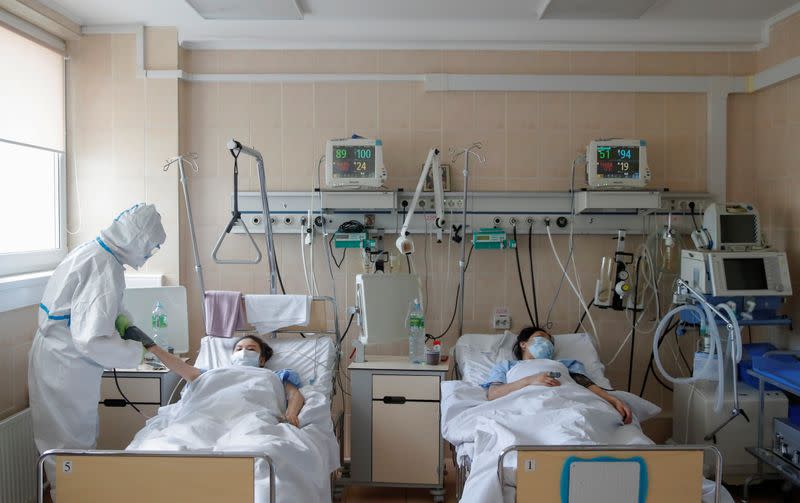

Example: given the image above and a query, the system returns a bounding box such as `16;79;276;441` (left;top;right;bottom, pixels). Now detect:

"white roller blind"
0;24;65;152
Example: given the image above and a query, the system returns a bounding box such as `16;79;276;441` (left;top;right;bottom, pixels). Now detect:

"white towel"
244;294;311;334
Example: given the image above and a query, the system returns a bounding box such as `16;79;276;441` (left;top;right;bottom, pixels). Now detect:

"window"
0;23;66;277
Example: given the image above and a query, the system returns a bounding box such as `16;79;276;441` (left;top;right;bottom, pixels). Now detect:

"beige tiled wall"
66;31;180;286
0;306;36;421
757;11;800;72
734;74;800;348
178;72;708;409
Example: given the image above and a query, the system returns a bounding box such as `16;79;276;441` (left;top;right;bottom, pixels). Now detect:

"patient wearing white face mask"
481;326;632;424
147;335;306;427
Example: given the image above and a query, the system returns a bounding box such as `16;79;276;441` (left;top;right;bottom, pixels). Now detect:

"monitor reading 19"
586;139;650;189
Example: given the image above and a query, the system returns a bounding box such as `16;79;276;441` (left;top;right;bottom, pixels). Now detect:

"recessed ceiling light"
185;0;303;20
540;0;659;20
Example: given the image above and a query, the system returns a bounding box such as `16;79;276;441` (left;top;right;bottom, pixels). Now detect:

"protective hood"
98;203;167;270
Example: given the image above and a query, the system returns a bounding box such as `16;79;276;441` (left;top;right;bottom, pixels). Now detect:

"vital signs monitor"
325;137;387;188
586;139;650;189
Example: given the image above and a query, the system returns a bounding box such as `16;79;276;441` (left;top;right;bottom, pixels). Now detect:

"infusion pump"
586;139;650;189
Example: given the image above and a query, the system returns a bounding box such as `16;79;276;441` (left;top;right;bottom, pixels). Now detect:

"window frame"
0;139;67;277
0;18;67;279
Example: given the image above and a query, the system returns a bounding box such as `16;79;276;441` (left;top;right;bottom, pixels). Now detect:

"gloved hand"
115;314;131;336
122;325;156;349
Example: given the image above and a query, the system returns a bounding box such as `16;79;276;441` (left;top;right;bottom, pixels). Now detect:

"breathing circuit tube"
652;303;741;412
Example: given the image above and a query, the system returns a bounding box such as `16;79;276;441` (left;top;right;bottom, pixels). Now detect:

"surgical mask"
230;349;261;367
527;337;555;360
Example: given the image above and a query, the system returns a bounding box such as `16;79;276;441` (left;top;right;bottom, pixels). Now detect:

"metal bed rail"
39;449;276;503
497;444;724;503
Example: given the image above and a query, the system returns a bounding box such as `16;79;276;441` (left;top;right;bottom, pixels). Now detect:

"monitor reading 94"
332;145;375;179
596;146;640;179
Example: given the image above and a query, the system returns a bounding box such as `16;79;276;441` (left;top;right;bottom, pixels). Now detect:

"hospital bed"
444;331;726;503
39;297;343;503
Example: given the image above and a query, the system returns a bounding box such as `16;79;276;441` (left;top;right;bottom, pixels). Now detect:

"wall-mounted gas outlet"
493;307;511;330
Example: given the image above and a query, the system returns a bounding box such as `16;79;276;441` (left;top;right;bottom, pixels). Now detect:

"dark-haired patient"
148;335;305;427
483;326;631;424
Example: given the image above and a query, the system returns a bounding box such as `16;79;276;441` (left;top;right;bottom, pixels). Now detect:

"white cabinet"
347;357;448;501
97;367;181;449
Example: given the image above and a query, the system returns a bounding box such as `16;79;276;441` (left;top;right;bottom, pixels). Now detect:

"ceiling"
39;0;800;49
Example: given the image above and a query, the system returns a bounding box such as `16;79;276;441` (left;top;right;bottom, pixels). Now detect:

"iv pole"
451;143;485;339
163;153;208;335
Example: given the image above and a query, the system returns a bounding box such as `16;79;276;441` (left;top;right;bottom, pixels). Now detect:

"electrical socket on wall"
493;307;511;330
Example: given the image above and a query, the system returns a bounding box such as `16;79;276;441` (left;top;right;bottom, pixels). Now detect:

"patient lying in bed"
482;326;632;424
149;334;305;426
131;335;339;502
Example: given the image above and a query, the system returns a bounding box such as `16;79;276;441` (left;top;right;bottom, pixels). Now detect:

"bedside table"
97;365;182;449
346;356;448;502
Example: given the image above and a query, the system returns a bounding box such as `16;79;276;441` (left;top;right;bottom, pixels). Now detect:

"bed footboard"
498;445;722;503
39;449;275;503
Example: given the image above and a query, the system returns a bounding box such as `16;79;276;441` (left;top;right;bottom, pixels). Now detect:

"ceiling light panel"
186;0;303;20
540;0;659;19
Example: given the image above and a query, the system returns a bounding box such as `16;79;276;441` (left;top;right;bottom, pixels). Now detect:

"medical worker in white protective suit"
28;203;166;488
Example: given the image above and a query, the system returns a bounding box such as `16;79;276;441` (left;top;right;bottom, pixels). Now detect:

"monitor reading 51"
586;139;650;189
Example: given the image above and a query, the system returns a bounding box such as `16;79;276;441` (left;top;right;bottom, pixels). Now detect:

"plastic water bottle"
407;299;425;364
151;301;172;353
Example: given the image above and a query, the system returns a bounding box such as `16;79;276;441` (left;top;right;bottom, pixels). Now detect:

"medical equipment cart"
743;364;800;502
97;365;182;448
343;356;448;502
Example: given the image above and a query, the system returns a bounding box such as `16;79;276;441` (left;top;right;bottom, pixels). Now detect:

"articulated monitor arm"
396;148;445;255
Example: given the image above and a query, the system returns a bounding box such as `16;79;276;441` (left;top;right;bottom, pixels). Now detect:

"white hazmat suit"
28;203;166;487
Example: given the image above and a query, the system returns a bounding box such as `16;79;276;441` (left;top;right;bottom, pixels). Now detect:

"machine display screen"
595;146;640;179
720;214;757;243
723;258;768;290
331;145;376;179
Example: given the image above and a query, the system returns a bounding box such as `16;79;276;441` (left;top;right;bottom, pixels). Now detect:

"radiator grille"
0;409;37;503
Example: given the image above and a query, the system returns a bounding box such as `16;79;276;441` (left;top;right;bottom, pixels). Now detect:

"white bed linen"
196;335;337;397
456;332;613;389
442;359;732;503
127;366;339;503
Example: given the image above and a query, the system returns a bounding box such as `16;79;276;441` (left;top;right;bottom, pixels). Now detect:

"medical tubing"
652;304;725;411
513;225;536;326
545;224;600;347
436;244;475;339
626;255;643;392
572;298;595;333
528;224;540;326
300;225;311;294
112;369;144;416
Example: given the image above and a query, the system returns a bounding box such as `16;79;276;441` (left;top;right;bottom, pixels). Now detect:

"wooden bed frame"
39;296;343;503
498;444;723;503
40;450;274;503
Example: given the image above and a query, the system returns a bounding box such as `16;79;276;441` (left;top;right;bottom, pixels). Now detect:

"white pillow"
455;331;611;390
195;335;337;397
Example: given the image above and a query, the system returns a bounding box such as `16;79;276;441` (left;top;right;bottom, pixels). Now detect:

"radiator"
0;409;37;503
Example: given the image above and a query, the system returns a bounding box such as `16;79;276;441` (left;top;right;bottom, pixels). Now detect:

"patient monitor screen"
720;214;757;244
723;258;768;290
331;145;376;179
595;146;640;179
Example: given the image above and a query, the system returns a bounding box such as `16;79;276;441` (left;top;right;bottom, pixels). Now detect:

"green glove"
115;314;131;336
